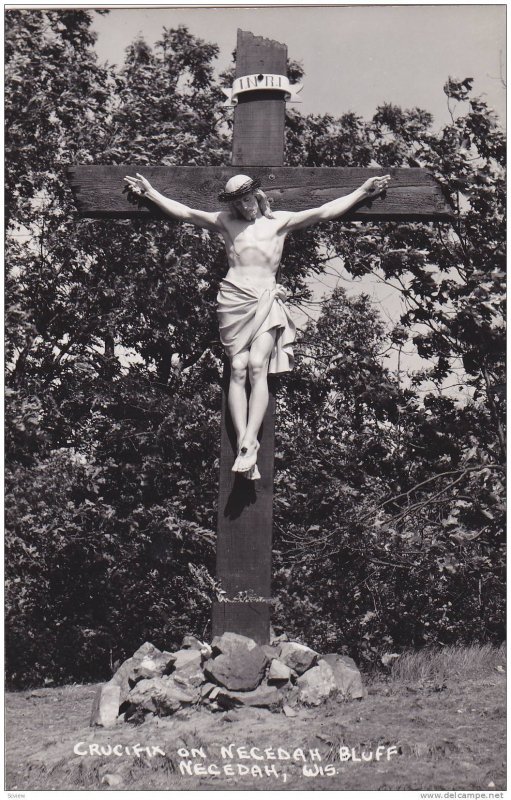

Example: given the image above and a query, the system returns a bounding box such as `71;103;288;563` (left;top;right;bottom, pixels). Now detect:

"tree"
5;12;229;686
5;9;505;685
272;292;504;660
273;84;505;659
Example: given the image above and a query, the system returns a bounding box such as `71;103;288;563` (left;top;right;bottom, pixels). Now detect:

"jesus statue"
124;172;391;480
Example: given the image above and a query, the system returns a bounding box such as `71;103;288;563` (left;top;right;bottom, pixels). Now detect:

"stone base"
91;633;366;725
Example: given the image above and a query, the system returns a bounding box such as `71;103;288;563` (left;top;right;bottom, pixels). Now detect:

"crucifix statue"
67;29;450;646
123;170;391;481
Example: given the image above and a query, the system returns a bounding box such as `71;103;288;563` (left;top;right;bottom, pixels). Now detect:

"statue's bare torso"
219;210;288;287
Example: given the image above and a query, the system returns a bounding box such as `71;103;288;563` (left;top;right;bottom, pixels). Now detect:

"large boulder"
172;649;202;672
180;636;212;658
90;681;121;728
127;675;198;715
111;642;169;703
278;642;318;675
211;632;258;657
268;659;293;684
132;652;176;682
216;683;284;710
296;660;337;706
270;631;289;645
322;653;365;700
181;635;203;651
200;682;219;700
173;670;205;692
262;644;281;660
205;633;268;691
171;649;204;690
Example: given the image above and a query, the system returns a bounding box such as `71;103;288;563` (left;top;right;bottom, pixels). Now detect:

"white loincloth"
216;276;296;374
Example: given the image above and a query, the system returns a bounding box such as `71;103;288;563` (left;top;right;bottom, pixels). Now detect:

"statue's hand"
361;174;391;197
124;172;153;197
274;284;288;302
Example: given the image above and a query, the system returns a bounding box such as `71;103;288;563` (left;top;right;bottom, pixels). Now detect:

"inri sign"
222;73;303;107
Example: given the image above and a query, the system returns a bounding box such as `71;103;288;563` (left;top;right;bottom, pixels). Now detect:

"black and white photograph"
4;1;506;795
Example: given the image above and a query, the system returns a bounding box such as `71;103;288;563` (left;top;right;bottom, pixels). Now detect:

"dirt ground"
5;669;506;792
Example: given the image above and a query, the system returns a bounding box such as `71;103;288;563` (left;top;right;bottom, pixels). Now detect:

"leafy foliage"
272;292;504;659
273;85;505;657
5;10;505;687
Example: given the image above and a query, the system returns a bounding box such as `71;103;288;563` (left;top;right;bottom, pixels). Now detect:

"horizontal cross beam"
66;165;452;221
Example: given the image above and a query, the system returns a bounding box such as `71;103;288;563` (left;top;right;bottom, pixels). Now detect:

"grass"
390;642;507;684
5;643;506;793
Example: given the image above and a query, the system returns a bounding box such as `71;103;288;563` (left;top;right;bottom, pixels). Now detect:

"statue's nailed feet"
245;463;261;480
232;440;260;475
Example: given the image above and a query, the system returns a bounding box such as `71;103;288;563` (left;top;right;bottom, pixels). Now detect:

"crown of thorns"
218;177;261;202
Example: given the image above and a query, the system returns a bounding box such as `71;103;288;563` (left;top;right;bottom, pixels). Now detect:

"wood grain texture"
215;364;276;599
67;165;452;220
211;600;271;645
232;30;287;167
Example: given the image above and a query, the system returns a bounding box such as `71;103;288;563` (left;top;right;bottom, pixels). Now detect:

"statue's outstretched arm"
279;175;391;233
124;173;224;232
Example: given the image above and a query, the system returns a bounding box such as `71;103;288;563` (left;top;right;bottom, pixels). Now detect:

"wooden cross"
67;30;451;646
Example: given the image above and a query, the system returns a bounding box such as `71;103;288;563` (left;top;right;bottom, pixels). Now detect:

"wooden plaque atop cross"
67;29;451;646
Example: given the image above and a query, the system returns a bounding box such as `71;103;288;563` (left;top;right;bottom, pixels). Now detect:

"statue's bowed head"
218;174;274;220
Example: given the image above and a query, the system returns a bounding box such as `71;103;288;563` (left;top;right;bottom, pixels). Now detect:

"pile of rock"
91;633;365;728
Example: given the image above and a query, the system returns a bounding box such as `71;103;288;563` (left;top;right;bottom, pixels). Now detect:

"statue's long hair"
231;188;274;219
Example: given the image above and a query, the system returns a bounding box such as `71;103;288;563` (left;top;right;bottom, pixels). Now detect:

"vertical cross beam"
211;31;287;644
232;29;287;166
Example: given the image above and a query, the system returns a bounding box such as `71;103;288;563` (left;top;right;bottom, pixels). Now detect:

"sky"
91;5;506;131
89;4;505;386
